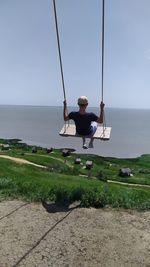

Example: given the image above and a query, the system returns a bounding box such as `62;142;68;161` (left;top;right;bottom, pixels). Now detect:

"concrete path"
0;200;150;267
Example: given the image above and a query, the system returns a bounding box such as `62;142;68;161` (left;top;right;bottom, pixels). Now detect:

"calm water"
0;105;150;158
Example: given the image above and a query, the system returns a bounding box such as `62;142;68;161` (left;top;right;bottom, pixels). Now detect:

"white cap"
78;96;88;105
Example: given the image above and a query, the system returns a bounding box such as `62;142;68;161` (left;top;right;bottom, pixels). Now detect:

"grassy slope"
0;138;150;209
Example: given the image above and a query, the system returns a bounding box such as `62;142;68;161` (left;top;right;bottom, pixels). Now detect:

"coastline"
0;105;150;158
1;136;150;159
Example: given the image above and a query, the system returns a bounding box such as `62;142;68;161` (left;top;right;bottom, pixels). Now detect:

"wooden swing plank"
59;124;111;140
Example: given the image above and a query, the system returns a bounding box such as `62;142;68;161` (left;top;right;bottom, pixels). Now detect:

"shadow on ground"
41;200;81;213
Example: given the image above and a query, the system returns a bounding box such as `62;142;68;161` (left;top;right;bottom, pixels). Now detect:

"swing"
52;0;111;141
59;124;111;140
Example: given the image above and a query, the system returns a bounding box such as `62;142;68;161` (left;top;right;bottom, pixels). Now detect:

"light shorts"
90;121;98;135
76;121;98;137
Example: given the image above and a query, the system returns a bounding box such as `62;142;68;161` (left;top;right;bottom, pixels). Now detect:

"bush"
70;187;85;202
32;147;37;153
81;188;108;208
96;171;107;182
53;187;71;206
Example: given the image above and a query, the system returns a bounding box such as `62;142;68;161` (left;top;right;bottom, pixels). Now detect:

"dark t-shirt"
68;111;98;135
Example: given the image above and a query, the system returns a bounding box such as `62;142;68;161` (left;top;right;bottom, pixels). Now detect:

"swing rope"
52;0;69;130
52;0;66;101
53;0;107;133
101;0;106;130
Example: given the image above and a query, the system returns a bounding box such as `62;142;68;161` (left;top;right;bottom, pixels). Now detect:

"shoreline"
0;136;149;159
0;106;150;158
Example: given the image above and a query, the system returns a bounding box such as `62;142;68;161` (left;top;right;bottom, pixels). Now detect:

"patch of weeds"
53;187;71;206
96;171;108;182
70;187;85;202
139;169;150;174
138;200;150;210
66;166;80;176
0;178;16;189
81;188;108;208
47;163;66;173
47;163;79;176
16;181;37;196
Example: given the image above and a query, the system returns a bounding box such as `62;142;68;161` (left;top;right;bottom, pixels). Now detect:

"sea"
0;105;150;158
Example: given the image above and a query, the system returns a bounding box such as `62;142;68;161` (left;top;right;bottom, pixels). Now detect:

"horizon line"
0;104;149;111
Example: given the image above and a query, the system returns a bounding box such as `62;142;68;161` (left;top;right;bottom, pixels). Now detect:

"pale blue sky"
0;0;150;109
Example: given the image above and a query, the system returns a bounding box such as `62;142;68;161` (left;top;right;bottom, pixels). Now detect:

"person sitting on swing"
63;96;105;149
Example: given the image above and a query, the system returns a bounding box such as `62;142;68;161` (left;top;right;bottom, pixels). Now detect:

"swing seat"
59;124;111;140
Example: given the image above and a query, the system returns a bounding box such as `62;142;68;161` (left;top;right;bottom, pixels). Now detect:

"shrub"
96;171;108;182
81;188;108;208
32;147;37;153
70;187;85;202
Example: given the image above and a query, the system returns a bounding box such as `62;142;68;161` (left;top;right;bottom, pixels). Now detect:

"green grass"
0;138;150;209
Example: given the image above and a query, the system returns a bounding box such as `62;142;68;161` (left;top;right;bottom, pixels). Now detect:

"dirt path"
0;154;73;168
108;179;150;189
26;152;73;168
0;200;149;267
0;155;46;169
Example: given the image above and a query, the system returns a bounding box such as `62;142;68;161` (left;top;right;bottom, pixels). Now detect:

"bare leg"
88;122;97;148
88;137;94;148
82;137;88;149
82;136;85;145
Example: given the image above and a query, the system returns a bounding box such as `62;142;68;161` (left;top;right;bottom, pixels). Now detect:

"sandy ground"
0;200;150;267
